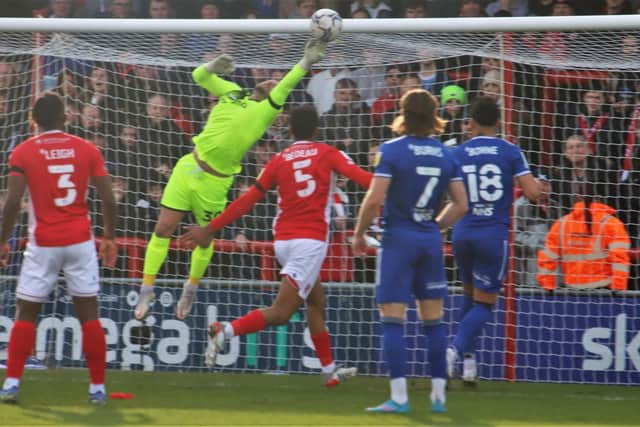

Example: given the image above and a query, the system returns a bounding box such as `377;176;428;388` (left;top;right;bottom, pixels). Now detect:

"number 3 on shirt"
48;164;77;207
293;159;316;197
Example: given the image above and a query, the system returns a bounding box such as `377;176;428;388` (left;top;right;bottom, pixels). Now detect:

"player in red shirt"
0;93;117;405
181;104;371;386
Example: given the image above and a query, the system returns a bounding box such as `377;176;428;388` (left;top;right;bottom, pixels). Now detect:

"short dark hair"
470;96;500;127
289;104;318;140
32;92;65;130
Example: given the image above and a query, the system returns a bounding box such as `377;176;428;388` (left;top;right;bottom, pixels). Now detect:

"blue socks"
452;302;492;355
424;322;447;379
381;318;407;379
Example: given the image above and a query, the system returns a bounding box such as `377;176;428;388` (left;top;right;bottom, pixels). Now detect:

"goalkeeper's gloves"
298;39;328;71
205;54;235;75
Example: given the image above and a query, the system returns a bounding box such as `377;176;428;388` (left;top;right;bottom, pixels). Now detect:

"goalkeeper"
135;39;328;321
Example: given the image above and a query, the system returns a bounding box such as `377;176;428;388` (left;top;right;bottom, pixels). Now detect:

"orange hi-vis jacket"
537;201;631;291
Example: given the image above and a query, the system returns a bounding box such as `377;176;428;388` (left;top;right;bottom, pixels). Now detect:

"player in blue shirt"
353;89;468;414
448;96;541;384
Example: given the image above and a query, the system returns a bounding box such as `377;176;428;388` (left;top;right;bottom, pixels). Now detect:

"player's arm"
0;174;27;267
263;39;328;112
435;180;468;230
352;176;390;256
192;55;241;96
330;150;373;189
92;174;118;268
516;173;542;202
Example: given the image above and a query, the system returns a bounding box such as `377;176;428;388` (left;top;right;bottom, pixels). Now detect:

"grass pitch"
0;369;637;426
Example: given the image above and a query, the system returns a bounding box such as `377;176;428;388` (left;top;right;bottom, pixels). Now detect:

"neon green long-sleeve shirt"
191;63;307;176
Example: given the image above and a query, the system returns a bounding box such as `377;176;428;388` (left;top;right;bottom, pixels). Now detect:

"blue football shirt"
452;136;531;236
375;135;462;233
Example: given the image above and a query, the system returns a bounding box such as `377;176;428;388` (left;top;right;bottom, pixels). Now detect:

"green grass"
0;369;637;426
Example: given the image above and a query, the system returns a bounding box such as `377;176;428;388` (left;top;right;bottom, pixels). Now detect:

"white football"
310;8;343;42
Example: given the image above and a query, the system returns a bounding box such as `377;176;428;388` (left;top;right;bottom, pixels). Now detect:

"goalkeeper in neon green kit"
135;39;328;321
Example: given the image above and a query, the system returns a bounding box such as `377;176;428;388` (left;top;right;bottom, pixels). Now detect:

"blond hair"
391;89;445;136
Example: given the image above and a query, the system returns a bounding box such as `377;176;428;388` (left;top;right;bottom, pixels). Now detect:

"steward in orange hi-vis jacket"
537;201;631;291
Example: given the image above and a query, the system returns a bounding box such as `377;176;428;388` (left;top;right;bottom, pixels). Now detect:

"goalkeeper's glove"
298;38;328;71
205;54;235;75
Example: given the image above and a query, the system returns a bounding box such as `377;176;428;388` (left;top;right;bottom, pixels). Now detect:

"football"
310;8;343;42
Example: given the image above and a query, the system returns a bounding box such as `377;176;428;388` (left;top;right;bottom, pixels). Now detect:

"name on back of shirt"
408;144;442;157
39;148;75;160
283;148;318;161
465;146;498;156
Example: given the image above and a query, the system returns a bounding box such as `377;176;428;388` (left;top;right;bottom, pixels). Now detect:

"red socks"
311;330;334;367
230;309;266;337
6;320;36;380
82;319;106;385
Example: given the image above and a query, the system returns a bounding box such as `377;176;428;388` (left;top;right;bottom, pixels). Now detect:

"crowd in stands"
0;0;638;288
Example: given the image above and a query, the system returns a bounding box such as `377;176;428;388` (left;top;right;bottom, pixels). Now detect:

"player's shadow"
17;404;152;426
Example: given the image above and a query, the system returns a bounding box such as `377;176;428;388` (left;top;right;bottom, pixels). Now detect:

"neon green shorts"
161;153;234;225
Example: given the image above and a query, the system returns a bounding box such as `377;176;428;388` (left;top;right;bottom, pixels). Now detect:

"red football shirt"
256;141;371;241
8;130;108;247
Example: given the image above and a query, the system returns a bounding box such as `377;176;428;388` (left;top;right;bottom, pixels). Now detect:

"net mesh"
0;22;638;384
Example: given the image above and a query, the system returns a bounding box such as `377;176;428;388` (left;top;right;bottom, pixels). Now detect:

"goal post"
0;16;638;385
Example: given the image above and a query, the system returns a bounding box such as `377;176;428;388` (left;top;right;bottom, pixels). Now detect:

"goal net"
0;17;638;385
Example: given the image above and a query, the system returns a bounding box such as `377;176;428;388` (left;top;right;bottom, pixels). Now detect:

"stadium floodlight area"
0;16;638;385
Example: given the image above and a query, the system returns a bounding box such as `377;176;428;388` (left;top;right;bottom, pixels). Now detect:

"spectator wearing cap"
514;172;561;286
440;84;468;146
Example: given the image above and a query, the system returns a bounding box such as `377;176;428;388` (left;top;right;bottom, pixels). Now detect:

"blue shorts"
376;228;448;304
453;236;509;294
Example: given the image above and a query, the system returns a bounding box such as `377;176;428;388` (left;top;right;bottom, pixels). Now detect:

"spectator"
252;0;280;18
415;50;450;98
537;191;631;292
49;0;75;17
244;138;278;178
561;86;624;170
486;0;529;16
288;0;317;18
79;103;104;138
135;174;166;238
400;73;422;94
187;1;221;59
148;0;173;18
371;64;401;138
403;0;428;17
0;91;22;188
350;0;393;18
320;78;372;167
440;84;467;146
553;135;617;215
109;0;136;18
84;64;125;130
459;0;487;16
480;69;501;103
103;123;152;194
307;67;353;115
604;0;633;14
137;93;190;166
350;51;387;108
514;174;561;286
351;6;371;18
54;69;87;104
528;0;554;15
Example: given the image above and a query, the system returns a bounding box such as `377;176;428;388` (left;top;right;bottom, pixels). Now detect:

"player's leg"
415;241;448;413
64;239;107;404
451;237;508;384
1;243;59;403
0;299;40;403
176;172;232;320
306;279;357;387
448;239;475;378
206;275;303;367
136;155;193;320
366;240;413;414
